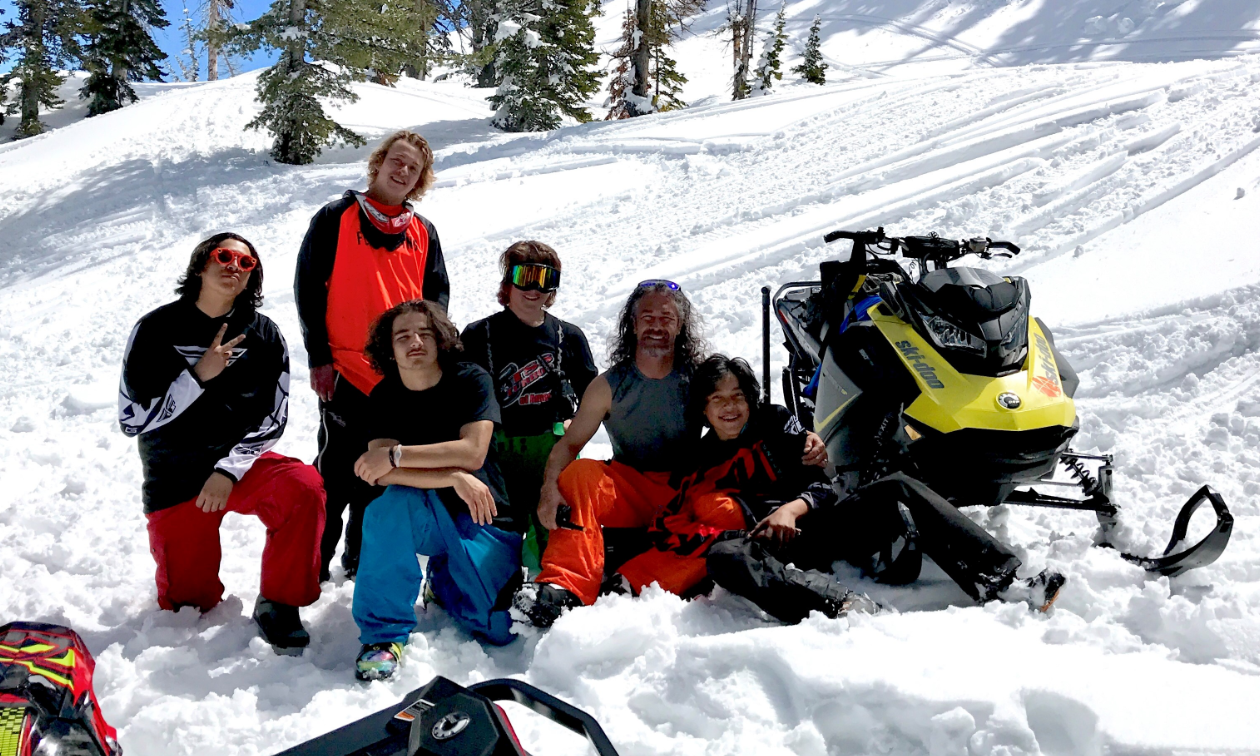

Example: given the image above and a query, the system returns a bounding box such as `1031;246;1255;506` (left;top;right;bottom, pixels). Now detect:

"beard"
638;332;675;358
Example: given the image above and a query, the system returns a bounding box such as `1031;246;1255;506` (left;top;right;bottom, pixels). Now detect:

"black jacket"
293;191;450;369
118;300;289;513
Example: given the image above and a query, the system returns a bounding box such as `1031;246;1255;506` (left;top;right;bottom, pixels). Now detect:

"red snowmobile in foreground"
0;622;120;756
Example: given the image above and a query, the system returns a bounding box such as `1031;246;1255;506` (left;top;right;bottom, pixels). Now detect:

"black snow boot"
707;537;878;623
512;582;583;629
253;597;310;655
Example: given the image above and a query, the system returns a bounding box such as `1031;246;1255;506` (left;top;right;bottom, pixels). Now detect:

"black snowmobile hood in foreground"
274;676;619;756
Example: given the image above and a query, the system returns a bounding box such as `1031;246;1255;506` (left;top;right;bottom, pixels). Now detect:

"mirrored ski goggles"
210;247;257;271
637;279;681;291
509;264;561;292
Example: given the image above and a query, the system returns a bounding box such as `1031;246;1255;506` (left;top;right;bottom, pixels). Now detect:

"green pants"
496;430;561;577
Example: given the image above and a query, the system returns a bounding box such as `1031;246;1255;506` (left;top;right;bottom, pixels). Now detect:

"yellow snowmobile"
762;227;1232;580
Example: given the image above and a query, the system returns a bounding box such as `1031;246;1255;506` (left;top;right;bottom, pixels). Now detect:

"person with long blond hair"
294;130;450;582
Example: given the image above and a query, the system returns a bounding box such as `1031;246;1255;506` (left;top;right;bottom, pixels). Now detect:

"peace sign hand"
194;324;246;382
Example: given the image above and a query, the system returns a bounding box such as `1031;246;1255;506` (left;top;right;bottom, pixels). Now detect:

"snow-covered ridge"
3;3;1260;754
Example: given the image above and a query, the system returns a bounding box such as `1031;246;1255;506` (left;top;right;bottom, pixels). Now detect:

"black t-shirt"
366;362;520;532
461;310;598;437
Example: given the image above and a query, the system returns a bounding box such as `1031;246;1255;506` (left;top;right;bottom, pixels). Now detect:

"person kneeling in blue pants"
350;299;523;680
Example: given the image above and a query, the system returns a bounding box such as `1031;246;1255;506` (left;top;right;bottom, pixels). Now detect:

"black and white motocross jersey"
118;299;290;513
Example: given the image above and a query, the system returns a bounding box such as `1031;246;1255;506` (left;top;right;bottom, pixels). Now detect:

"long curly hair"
365;300;463;378
609;283;707;368
175;232;264;311
366;130;437;202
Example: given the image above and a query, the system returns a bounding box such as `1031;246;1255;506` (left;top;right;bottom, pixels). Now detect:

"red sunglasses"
210;247;257;271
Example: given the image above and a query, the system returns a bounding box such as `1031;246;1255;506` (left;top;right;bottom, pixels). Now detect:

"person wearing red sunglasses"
294;130;451;583
119;232;325;655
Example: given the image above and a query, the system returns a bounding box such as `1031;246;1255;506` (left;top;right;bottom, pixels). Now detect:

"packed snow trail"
3;19;1260;756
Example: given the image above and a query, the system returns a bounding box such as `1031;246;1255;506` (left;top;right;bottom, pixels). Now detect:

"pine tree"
173;0;200;81
229;0;432;164
324;0;432;83
792;14;825;85
607;0;701;119
80;0;169;116
0;0;85;139
647;0;687;111
751;3;786;96
604;5;639;119
726;0;756;100
204;0;233;81
489;0;600;132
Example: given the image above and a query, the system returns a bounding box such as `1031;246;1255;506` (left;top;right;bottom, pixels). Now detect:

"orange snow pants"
617;487;746;598
536;459;675;605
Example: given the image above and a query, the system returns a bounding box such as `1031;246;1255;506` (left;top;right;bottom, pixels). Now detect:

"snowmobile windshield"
904;268;1030;376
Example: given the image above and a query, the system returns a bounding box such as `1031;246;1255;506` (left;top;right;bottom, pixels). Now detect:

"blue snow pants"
352;486;522;646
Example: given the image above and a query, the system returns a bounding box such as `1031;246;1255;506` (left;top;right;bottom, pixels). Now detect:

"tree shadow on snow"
778;0;1260;74
0;150;354;289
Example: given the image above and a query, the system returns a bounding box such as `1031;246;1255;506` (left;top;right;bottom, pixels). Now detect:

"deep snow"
2;2;1260;754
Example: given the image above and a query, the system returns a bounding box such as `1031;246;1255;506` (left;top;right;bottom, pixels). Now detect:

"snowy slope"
3;2;1260;755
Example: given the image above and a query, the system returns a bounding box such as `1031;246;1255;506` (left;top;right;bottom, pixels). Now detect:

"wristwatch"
389;444;402;468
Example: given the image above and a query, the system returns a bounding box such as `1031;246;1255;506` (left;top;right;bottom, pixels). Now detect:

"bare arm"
356;421;496;484
537;374;612;530
377;467;466;489
374;466;499;527
399;420;494;470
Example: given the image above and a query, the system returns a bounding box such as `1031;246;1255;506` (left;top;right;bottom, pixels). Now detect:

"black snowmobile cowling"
274;676;620;756
765;227;1232;581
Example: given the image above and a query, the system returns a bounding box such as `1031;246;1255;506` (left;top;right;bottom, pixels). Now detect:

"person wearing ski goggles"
460;242;598;578
119;232;324;654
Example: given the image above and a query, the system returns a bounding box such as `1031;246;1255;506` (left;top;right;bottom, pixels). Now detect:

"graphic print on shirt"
497;352;557;408
173;344;247;367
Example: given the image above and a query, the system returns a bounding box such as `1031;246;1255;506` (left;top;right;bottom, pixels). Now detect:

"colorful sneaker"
355;642;404;681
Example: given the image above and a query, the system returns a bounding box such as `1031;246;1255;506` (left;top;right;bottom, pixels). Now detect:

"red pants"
617;488;745;597
145;452;326;612
536;460;676;605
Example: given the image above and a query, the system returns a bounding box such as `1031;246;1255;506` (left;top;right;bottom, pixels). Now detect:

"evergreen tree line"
0;0;830;163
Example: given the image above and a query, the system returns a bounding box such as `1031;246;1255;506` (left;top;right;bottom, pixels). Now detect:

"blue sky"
1;0;278;77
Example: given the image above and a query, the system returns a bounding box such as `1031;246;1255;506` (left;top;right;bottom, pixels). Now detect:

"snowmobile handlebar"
468;679;621;756
823;227;1021;270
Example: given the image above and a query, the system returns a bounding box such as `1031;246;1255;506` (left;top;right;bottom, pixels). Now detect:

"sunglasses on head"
509;264;561;293
210;247;257;271
637;279;681;291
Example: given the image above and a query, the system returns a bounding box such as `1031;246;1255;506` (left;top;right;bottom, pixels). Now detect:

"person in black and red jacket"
119;232;325;654
609;354;841;609
294;130;450;582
